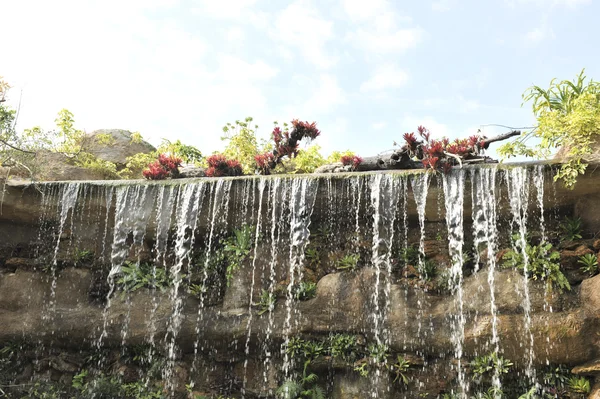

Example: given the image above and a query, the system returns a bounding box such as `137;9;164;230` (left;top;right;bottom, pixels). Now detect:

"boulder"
85;129;156;166
178;165;206;178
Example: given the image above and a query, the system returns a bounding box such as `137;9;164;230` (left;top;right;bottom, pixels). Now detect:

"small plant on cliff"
336;254;360;271
502;237;570;293
568;376;591;395
276;368;325;399
420;259;438;281
578;253;599;276
142;153;183;180
470;352;513;379
388;355;411;384
116;262;172;293
304;248;321;267
368;343;389;364
223;225;254;286
257;289;276;315
560;216;583;241
328;333;358;361
73;248;94;265
471;387;504;399
188;283;207;299
294;281;317;301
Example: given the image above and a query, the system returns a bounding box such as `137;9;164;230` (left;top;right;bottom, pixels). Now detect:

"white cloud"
432;0;453;12
226;27;246;43
372;122;387;130
271;0;337;69
342;0;423;55
506;0;590;7
191;0;258;19
360;64;409;92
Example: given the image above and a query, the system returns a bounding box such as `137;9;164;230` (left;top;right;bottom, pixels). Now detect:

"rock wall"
1;165;600;398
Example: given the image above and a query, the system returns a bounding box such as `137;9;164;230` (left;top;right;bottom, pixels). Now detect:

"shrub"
328;333;358;361
336;254;360;271
205;154;243;177
560;216;583;241
257;289;276;315
340;154;363;170
578;253;599;276
294;281;317;300
142;153;182;180
502;237;570;293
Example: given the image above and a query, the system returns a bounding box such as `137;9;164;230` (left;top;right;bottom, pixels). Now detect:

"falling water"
506;167;536;382
443;169;467;398
281;178;319;376
471;167;502;393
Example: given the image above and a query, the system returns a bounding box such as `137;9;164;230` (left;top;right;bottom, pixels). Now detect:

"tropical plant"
578;253;599;276
304;248;321;267
560;217;583;241
340;154;363;170
388;355;411;384
223;225;253;285
420;259;438;281
188;283;207;299
142;153;182;180
502;237;570;293
518;387;539;399
568;376;590;395
116;262;172;293
73;248;94;265
328;333;358;361
276;368;325;399
205;154;243;177
499;69;600;188
368;343;389;364
221;117;265;174
336;254;360;271
294;281;318;301
257;289;276;315
471;387;504;399
470;352;513;378
158;138;203;164
354;362;369;377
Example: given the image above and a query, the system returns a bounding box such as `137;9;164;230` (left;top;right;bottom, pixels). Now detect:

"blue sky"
3;0;600;159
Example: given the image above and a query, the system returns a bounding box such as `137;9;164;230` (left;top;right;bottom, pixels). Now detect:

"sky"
2;0;600;159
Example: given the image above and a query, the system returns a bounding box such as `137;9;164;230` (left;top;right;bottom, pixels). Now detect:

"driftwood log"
315;130;522;173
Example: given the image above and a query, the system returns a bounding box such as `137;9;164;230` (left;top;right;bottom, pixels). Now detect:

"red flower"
292;119;321;140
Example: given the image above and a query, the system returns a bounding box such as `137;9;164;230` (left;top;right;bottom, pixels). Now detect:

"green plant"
368;343;389;364
72;369;89;390
518;387;539;399
277;369;325;399
578;253;599;276
328;333;358;361
568;376;590;394
223;225;253;286
304;248;321;267
499;69;600;188
560;217;583;241
116;262;172;293
420;259;438;281
294;281;317;301
502;237;570;293
394;245;420;268
257;289;276;315
353;362;369;377
22;382;63;399
470;352;513;378
336;254;360;271
73;248;94;265
388;355;411;384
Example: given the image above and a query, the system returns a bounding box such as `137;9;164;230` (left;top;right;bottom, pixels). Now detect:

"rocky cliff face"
1;165;600;398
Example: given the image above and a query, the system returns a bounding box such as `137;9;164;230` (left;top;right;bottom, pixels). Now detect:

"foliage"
420;259;438;281
368;343;389;364
560;216;583;241
518;387;539;399
276;370;325;399
73;248;94;265
142;153;182;180
578;253;599;276
471;388;504;399
294;281;318;301
221;117;265;174
326;150;355;164
340;154;363;170
22;382;64;399
223;225;253;285
284;144;326;174
119;152;157;179
116;262;172;293
470;352;513;378
499;69;600;188
336;254;360;271
353;362;369;377
205;154;243;177
304;248;321;267
257;289;276;315
568;376;590;394
502;237;570;293
393;245;420;269
255;119;321;175
158;139;203;164
402;126;485;173
188;283;207;299
388;355;411;384
327;333;358;361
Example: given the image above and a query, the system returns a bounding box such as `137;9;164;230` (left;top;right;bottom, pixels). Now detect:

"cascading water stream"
442;169;467;398
281;178;318;377
506;167;536;383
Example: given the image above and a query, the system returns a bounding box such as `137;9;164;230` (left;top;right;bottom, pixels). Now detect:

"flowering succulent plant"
340;154;363;169
142;153;183;180
205;154;243;177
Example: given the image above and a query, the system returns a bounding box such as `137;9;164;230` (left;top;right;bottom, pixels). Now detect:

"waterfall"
506;167;536;382
443;169;467;398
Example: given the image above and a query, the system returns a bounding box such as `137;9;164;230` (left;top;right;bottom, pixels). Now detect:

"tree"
499;69;600;188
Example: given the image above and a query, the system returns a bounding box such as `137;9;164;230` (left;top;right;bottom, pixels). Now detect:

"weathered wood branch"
314;130;520;174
